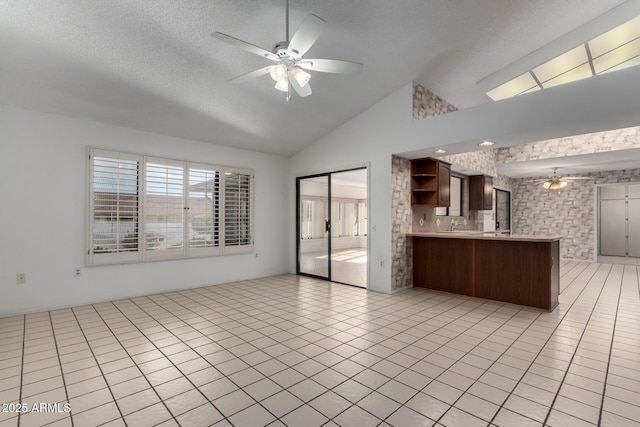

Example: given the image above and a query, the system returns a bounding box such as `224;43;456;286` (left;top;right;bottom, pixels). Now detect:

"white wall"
0;105;290;317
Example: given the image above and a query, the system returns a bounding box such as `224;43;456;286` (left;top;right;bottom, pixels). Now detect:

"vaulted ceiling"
0;0;634;156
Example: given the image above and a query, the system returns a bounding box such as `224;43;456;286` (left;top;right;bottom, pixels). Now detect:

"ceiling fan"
528;168;590;190
211;0;363;101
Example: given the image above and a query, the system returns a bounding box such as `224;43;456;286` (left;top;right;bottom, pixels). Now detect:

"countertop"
407;231;563;242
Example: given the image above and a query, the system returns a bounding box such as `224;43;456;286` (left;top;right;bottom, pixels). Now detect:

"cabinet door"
483;176;493;210
437;162;450;207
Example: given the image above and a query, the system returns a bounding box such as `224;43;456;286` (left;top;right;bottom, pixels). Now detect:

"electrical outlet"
254;253;258;258
379;260;384;268
16;273;26;285
74;268;81;277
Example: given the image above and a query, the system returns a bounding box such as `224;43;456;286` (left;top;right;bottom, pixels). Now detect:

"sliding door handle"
325;219;331;233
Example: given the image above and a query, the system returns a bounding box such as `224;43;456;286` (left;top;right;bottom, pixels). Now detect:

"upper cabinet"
469;174;493;210
411;158;451;207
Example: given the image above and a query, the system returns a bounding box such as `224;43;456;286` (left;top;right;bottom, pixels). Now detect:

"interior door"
298;175;330;279
628;184;640;257
599;185;627;257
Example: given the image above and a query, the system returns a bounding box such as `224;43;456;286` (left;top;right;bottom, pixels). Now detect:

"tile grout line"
354;299;524;424
46;311;74;427
164;278;478;424
17;315;26;427
87;302;183;426
68;307;127;425
539;263;619;426
113;296;266;425
597;265;631;426
485;262;607;426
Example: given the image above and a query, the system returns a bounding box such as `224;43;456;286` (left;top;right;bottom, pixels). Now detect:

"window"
436;176;462;216
88;148;253;265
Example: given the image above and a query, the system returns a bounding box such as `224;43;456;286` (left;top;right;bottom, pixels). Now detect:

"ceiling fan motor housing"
273;41;290;58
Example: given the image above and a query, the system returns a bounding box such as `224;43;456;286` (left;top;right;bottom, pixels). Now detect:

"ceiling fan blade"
211;32;278;61
560;177;590;180
288;14;326;58
230;66;272;84
290;77;312;97
299;58;363;74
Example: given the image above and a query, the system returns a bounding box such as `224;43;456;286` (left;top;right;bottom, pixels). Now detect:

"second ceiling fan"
211;0;363;101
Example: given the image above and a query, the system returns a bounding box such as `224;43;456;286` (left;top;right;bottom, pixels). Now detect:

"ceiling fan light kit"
532;167;589;190
211;0;363;101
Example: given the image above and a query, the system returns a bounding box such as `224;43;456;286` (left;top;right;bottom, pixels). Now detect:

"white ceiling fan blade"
299;58;363;74
290;77;312;97
288;14;326;58
211;32;278;61
230;66;272;84
560;177;590;180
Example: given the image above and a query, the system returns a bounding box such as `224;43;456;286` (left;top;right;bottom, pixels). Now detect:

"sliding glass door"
297;168;368;287
298;175;330;279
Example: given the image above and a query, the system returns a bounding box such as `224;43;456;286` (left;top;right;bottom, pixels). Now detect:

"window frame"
88;148;254;266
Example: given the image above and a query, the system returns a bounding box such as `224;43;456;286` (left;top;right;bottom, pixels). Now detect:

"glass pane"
449;177;462;216
93;156;139;254
224;172;252;247
299;176;329;279
145;162;184;255
486;72;538;101
589;15;640;58
540;63;592;89
188;167;219;249
331;169;367;287
592;37;640;74
533;45;589;83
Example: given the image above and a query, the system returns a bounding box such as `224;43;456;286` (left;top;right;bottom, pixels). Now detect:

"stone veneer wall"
391;156;412;290
439;149;513;191
512;168;640;260
390;83;458;291
413;82;458;120
497;126;640;163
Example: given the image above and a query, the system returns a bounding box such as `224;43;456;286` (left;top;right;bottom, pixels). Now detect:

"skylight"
487;15;640;101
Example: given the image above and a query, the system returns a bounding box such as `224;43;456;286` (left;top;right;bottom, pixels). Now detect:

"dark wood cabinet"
412;235;559;311
410;158;450;207
469;174;493;210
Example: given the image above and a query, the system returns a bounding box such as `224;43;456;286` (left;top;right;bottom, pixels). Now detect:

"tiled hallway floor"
0;261;639;426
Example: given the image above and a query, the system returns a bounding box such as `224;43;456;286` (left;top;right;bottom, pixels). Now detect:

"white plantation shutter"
88;148;254;264
224;168;254;253
188;165;221;256
144;158;185;260
89;149;141;264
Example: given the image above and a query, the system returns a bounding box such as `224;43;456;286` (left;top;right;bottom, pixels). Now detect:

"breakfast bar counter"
408;232;561;311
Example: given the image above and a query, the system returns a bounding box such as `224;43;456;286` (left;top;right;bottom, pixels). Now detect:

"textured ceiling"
0;0;631;156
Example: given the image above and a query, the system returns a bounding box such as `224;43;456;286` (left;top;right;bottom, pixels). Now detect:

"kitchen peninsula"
408;232;561;311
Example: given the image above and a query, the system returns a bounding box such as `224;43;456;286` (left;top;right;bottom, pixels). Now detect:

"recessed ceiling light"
434;149;447;154
479;141;495;147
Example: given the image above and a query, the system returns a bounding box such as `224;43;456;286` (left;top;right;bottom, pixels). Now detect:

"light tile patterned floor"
0;261;639;426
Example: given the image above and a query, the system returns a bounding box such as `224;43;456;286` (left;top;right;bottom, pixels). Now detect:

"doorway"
297;168;368;287
495;189;511;231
